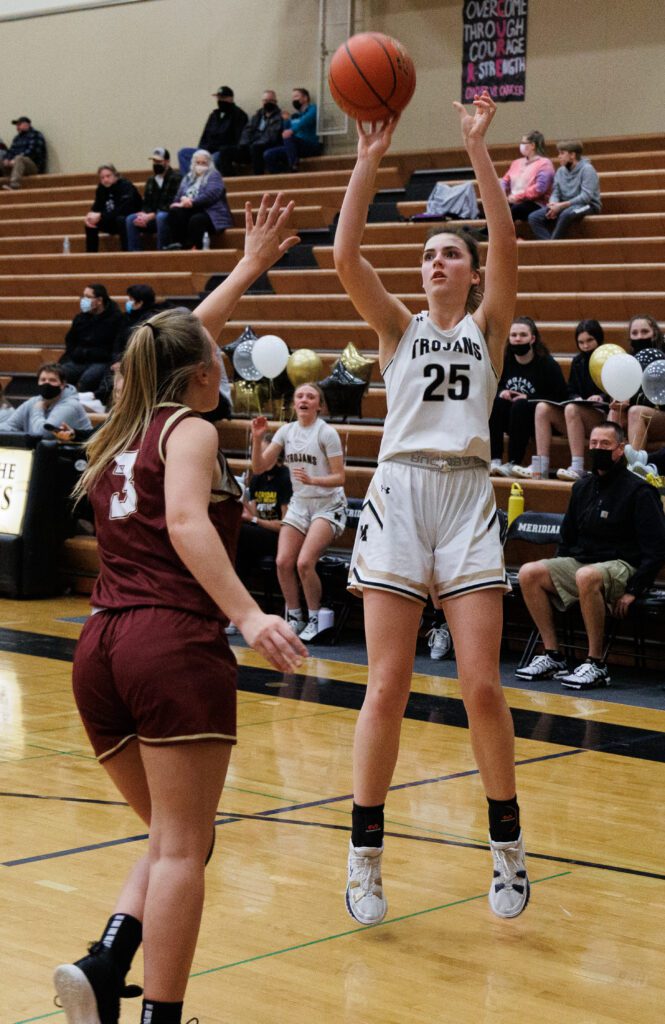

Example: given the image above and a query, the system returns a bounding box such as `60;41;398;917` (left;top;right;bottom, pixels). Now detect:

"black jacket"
62;302;123;365
91;177;142;217
199;104;248;151
498;351;568;401
567;351;607;400
558;461;665;596
239;107;283;148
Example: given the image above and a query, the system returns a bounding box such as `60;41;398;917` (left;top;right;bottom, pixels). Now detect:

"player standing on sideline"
334;93;529;924
53;195;307;1024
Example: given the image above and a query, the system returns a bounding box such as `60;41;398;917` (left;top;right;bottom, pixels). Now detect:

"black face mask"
632;338;656;353
590;448;616;474
511;343;532;357
263;102;278;114
152;163;165;175
38;383;62;401
292;99;302;111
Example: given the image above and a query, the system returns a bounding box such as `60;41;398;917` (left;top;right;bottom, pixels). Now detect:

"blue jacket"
174;168;233;231
285;104;319;146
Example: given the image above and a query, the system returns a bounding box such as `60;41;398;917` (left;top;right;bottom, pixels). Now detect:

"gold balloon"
340;341;375;384
286;348;324;386
589;344;626;390
233;380;262;415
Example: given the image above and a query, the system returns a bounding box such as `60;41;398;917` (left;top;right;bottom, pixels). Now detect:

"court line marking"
12;872;570;1024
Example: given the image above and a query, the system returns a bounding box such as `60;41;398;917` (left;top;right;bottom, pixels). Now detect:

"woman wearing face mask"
489;316;568;476
167;149;232;250
1;362;92;437
250;382;347;642
515;319;608;480
264;87;323;174
612;314;665;452
500;131;554;224
59;283;123;393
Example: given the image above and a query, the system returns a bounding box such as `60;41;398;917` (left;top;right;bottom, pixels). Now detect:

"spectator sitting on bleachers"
264;88;322;174
611;315;665;454
0;136;7;165
226;435;293;635
528;140;601;240
500;130;554;223
0;362;92;437
516;319;608;481
231;90;284;176
59;283;123;392
516;421;665;690
489;316;568;477
166;149;232;250
84;164;142;253
126;148;182;251
1;116;47;190
178;86;248;177
250;383;347;642
114;284;157;359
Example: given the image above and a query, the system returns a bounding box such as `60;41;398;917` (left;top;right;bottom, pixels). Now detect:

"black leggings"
168;208;215;249
489;395;536;464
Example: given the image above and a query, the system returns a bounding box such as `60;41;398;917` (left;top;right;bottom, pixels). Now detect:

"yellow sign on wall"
0;449;34;536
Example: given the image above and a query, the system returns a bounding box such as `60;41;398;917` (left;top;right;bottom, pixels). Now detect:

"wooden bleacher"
1;131;664;593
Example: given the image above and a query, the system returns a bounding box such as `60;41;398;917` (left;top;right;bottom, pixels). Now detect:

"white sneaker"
515;652;567;680
511;464;536;479
346;841;387;925
298;614;320;642
427;625;453;660
225;622;239;635
489;459;503;476
495;462;516;477
488;831;530;918
556;466;587;481
559;659;610;690
287;614;305;635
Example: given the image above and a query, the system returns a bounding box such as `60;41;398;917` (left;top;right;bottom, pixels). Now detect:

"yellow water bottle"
507;481;524;526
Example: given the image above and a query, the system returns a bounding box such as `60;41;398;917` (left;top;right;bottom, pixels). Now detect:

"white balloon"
601;353;643;402
251;334;289;379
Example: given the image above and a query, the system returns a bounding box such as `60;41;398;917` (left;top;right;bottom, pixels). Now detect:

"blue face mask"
80;296;93;313
125;300;134;314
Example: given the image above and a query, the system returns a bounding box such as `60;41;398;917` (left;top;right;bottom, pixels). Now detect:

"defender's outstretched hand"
452;90;497;145
244;193;300;268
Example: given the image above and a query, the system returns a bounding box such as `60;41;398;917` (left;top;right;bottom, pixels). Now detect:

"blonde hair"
74;308;211;498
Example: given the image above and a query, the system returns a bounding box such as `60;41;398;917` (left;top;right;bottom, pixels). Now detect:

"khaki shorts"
283;494;347;540
544;556;636;611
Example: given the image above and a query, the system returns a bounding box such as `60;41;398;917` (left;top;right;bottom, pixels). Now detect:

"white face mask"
519;143;530;157
193;162;207;176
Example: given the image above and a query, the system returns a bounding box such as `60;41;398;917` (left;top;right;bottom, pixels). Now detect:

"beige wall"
1;0;663;173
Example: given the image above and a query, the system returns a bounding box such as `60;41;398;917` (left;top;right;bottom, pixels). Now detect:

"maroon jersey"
90;404;242;619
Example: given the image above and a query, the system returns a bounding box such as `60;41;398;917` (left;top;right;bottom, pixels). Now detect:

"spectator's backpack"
412;181;479;222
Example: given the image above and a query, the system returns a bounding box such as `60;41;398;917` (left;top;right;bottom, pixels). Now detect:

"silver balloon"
635;347;664;370
233;337;263;381
641;359;665;406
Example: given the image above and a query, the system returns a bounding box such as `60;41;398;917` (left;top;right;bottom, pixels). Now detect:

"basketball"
328;32;416;122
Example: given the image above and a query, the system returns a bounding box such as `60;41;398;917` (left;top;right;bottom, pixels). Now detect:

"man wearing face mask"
177;86;248;177
232;90;284;175
528;140;601;241
1;363;92;437
59;283;123;392
516;422;665;689
264;87;323;174
126;149;181;251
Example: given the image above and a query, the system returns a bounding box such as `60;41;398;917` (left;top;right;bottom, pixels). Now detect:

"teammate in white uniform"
334;92;529;925
251;382;347;641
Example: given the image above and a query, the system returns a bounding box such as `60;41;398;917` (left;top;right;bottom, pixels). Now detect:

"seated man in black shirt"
177;86;248;175
83;164;142;252
516;421;665;689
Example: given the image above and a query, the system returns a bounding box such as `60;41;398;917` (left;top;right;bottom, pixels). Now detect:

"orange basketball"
328;32;416;122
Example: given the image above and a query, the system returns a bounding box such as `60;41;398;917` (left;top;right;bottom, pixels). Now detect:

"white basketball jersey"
272;418;345;501
378;312;498;463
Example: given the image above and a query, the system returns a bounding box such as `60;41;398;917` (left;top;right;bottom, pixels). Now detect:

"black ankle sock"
588;656;605;667
100;913;142;976
432;609;444;628
544;648;562;660
351;802;384;848
487;795;520;843
141;999;183;1024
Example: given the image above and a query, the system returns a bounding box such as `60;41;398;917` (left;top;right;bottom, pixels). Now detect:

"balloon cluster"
589;344;665;406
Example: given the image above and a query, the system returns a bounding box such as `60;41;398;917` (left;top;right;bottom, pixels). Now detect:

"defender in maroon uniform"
53;195;306;1024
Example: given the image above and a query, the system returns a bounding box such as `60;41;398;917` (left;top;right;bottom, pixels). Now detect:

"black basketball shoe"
54;941;142;1024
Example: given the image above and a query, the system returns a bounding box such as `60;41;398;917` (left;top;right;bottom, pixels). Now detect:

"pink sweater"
501;156;555;205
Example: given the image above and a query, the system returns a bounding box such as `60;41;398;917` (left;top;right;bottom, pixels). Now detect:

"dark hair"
504;316;549;359
127;284;156;307
87;282;111;307
423;227;483;312
38;361;66;383
294;87;310;101
627;313;664;352
593;420;625;443
556;140;583;157
575;319;605;348
97;163;118;176
524;130;546;156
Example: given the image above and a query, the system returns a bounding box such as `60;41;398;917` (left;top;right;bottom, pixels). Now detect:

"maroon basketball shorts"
73;606;238;762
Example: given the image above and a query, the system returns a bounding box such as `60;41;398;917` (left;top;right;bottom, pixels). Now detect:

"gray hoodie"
551;157;601;212
0;382;93;436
